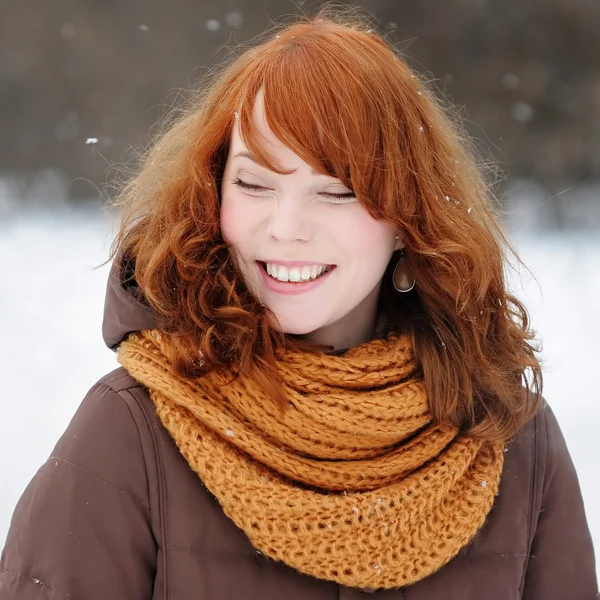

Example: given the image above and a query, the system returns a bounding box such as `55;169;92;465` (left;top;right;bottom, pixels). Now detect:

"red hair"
110;8;542;442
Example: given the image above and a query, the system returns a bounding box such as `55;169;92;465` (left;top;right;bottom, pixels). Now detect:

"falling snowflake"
139;25;149;32
59;23;76;39
225;12;244;27
206;19;220;32
502;73;520;90
85;138;98;145
512;102;534;123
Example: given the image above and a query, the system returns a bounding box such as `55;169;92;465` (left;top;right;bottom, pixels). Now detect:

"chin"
269;314;327;336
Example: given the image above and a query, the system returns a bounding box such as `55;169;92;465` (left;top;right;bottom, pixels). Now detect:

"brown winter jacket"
1;265;598;599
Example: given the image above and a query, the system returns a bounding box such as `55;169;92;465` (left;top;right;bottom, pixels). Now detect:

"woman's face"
220;91;400;349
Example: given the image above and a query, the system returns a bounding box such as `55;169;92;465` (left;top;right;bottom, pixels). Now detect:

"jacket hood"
102;260;157;350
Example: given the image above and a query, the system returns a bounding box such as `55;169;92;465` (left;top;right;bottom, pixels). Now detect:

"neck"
295;284;382;351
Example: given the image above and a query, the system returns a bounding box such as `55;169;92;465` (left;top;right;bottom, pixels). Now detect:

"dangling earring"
393;248;416;293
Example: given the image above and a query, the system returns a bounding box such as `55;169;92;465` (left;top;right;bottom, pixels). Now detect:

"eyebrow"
232;151;321;177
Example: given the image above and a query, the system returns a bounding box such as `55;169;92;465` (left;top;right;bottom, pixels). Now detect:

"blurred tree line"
1;0;599;227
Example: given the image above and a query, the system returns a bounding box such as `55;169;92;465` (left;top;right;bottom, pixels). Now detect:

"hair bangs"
231;28;411;221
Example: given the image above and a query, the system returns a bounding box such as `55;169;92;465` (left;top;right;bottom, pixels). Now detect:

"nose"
266;197;311;242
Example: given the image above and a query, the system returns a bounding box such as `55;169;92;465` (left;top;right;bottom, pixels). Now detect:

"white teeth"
277;265;289;281
264;263;329;283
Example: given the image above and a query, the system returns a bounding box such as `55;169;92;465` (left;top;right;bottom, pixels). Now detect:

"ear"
394;234;404;251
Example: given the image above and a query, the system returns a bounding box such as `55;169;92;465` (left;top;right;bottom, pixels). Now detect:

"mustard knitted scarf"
118;329;504;591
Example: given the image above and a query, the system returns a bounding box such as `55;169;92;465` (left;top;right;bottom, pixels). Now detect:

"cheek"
220;191;252;246
332;209;396;257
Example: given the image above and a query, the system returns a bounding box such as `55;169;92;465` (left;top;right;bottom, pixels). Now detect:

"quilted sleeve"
0;381;157;599
522;404;598;599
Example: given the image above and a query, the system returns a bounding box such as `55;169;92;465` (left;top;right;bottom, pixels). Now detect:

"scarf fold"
118;329;504;591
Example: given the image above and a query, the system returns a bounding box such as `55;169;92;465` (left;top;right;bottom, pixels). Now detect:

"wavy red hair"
110;8;542;443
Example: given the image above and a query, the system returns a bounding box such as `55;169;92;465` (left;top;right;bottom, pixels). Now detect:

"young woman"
1;11;597;600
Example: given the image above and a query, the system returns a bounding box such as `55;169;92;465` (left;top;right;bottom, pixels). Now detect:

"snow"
512;102;535;123
503;73;520;90
225;12;244;28
1;207;599;575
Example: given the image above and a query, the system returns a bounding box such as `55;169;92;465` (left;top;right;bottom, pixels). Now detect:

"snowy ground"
1;207;598;573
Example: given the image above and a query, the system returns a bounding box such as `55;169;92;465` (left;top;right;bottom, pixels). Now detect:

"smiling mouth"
258;261;335;283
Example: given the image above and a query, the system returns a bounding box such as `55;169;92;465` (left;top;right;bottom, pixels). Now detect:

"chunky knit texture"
118;329;505;591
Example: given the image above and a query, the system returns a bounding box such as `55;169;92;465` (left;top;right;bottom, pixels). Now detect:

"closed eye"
232;178;265;193
322;191;356;201
232;178;355;201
